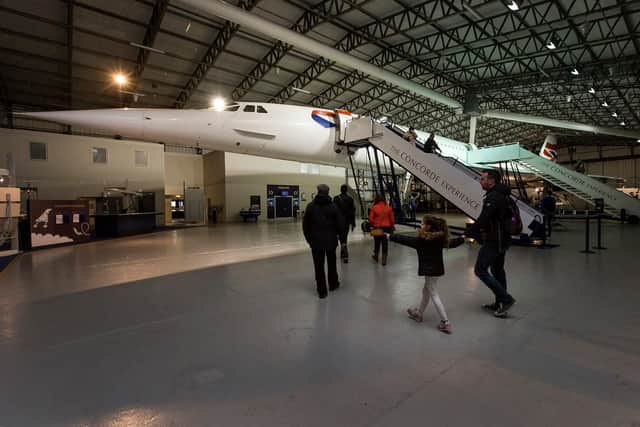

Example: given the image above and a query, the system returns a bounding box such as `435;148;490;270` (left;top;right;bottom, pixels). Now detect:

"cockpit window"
224;104;240;111
257;105;268;114
243;105;255;112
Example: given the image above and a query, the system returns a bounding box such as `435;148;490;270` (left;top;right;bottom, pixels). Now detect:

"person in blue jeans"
465;170;516;318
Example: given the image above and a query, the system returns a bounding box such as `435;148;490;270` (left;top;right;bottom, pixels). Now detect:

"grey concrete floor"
0;218;639;426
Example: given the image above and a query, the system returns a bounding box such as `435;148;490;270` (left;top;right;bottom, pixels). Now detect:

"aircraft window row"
224;105;240;112
242;105;268;113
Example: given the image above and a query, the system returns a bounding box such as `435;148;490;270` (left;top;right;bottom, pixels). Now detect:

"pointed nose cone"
17;109;145;139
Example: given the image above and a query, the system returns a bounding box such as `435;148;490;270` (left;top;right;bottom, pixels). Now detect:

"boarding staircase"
467;144;640;220
337;116;543;233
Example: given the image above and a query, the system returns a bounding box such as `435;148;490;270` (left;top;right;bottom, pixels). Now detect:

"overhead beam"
0;72;12;128
66;0;73;131
178;0;463;109
231;0;365;102
174;0;260;108
129;0;170;105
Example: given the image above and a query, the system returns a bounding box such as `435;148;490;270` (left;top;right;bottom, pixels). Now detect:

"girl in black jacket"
390;216;463;334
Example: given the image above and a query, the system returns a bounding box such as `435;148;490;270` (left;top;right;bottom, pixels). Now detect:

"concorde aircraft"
18;102;473;169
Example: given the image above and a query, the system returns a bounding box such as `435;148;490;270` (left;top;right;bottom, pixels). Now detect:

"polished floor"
0;217;639;426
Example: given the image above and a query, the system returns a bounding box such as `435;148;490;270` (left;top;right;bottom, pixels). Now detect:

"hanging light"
588;87;596;94
612;112;618;118
620;121;626;126
507;1;519;11
546;41;556;50
210;97;226;111
602;101;609;107
571;68;580;76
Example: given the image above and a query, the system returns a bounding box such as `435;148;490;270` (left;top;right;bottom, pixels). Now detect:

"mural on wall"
29;200;90;247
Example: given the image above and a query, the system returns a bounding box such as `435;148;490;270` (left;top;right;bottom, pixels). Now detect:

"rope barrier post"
580;212;595;254
592;198;606;250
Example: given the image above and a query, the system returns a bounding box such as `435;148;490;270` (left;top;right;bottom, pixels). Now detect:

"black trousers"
544;214;554;237
338;227;350;259
373;226;393;256
474;243;513;304
312;249;339;295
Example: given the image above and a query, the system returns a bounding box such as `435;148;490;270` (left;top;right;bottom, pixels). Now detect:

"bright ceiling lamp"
113;73;128;86
507;1;519;11
612;112;618;118
602;101;609;107
211;97;226;111
588;87;596;94
571;68;580;76
546;41;556;50
620;121;626;126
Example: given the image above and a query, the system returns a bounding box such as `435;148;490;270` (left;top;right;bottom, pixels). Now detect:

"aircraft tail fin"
539;135;558;162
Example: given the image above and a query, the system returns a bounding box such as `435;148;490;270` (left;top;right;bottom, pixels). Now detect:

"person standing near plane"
465;170;516;318
403;127;418;145
368;194;395;266
539;189;556;237
424;133;441;154
303;184;344;299
333;184;356;263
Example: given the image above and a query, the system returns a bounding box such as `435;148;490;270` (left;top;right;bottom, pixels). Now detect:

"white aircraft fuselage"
20;102;473;168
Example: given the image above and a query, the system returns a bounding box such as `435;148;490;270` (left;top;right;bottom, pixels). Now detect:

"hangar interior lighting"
612;112;618;118
620;121;626;126
588;87;596;94
114;73;128;86
602;101;609;107
571;68;580;76
129;42;166;55
507;1;519;11
291;86;311;95
211;97;226;111
546;41;556;50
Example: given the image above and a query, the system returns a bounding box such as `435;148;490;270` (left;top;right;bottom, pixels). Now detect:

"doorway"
275;196;293;218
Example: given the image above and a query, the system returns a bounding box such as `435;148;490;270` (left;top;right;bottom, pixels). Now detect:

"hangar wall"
0;129;166;224
164;152;204;195
223;152;346;222
203;151;226;221
557;145;640;187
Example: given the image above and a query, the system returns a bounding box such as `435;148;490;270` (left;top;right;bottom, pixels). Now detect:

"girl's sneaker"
438;321;452;334
407;308;423;323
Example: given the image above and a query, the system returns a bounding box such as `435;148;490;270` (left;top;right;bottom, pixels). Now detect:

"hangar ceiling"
0;0;639;147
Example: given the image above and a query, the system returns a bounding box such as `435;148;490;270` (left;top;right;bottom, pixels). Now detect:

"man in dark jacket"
466;170;516;318
303;184;344;298
333;184;356;263
539;189;556;237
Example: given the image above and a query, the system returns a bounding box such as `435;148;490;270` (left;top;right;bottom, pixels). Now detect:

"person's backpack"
506;196;523;235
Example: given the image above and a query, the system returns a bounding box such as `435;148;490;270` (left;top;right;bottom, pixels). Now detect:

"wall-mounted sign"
29;200;90;248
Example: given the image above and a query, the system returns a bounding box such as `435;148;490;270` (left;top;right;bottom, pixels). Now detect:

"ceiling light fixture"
571;68;580;76
113;73;128;86
507;1;519;11
588;87;596;94
129;42;166;55
291;87;311;95
612;112;618;118
211;97;226;111
602;101;609;107
620;121;626;126
546;41;556;50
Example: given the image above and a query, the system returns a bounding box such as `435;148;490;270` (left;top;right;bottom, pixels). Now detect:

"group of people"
403;127;441;154
302;170;517;334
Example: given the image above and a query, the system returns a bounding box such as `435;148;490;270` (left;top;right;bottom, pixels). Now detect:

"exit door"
275;196;293;218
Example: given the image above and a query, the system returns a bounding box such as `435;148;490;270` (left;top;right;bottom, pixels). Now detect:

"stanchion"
580;212;595;254
593;213;607;250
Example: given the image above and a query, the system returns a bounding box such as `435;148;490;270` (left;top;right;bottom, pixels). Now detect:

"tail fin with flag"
539;135;558;162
